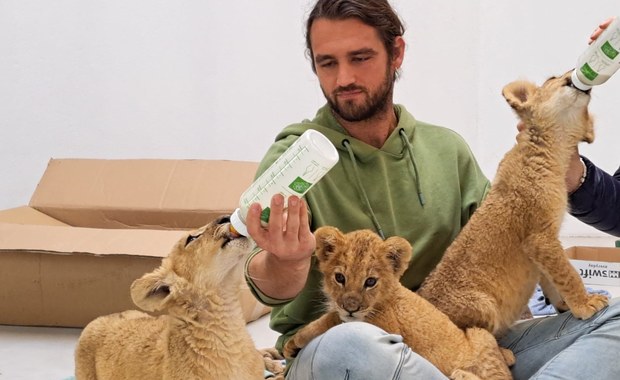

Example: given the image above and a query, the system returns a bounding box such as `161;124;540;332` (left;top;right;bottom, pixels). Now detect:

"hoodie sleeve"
568;156;620;237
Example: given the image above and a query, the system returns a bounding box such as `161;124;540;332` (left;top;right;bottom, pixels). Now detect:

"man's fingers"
267;194;285;235
284;196;301;238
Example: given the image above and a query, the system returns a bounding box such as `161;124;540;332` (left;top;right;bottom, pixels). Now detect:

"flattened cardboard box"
0;159;270;328
29;159;261;230
566;246;620;287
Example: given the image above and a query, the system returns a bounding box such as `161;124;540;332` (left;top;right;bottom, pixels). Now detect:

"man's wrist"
569;157;588;195
264;250;312;273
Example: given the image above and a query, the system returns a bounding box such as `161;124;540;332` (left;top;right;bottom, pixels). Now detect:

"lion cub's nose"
343;296;361;313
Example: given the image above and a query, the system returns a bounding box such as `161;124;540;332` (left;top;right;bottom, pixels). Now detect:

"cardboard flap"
565;246;620;262
0;223;186;258
0;206;69;226
29;159;258;229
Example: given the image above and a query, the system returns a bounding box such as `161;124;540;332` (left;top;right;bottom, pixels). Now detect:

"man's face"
310;18;397;122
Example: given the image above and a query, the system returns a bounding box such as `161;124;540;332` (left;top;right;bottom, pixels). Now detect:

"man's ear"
314;226;344;262
391;36;406;71
130;267;181;312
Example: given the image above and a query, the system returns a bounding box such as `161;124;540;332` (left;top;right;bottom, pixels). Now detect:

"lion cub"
418;70;609;336
283;226;513;380
74;216;266;380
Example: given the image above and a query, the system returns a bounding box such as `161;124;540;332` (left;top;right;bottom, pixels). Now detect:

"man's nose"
336;63;356;87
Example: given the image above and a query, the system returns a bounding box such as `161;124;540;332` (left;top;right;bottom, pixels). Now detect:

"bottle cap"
571;69;593;91
230;208;248;237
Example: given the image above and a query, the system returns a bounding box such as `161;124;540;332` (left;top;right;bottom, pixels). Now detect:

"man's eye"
352;56;369;63
319;60;336;68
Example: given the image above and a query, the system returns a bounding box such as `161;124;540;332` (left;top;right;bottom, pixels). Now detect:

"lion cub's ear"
314;226;345;262
130;267;182;312
502;80;538;115
384;236;412;277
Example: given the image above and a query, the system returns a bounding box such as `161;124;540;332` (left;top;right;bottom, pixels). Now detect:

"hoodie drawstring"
399;128;426;206
342;139;386;240
341;131;425;239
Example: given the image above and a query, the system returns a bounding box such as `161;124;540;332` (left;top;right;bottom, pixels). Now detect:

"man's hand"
589;17;615;44
247;194;315;264
245;194;315;300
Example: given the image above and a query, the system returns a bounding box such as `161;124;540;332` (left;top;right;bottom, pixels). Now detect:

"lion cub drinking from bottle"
283;226;513;380
418;70;609;336
74;216;272;380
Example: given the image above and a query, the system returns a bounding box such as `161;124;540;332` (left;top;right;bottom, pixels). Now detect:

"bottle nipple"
229;208;249;237
229;223;242;238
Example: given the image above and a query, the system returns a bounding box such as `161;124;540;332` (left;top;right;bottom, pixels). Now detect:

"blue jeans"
285;298;620;380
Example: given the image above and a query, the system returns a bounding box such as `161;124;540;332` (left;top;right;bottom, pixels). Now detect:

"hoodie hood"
274;104;417;162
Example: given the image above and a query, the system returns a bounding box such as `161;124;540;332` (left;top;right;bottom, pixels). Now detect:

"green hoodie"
246;104;490;351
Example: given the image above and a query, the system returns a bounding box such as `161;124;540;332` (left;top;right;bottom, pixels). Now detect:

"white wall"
1;0;618;237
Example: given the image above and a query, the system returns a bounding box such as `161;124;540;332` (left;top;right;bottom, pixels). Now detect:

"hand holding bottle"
571;16;620;90
240;130;338;300
589;17;616;44
246;194;316;264
245;193;317;300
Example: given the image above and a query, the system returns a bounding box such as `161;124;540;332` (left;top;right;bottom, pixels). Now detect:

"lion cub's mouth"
569;81;592;95
219;222;249;249
222;229;241;247
338;309;368;322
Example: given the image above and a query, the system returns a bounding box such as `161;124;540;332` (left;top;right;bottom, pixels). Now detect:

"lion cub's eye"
335;273;345;285
185;233;202;247
364;277;377;288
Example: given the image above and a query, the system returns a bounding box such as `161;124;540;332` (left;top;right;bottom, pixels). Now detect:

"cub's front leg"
539;274;569;312
282;311;342;359
530;238;608;319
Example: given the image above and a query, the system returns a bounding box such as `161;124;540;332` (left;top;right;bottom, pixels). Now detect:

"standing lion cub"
283;226;514;380
418;70;609;336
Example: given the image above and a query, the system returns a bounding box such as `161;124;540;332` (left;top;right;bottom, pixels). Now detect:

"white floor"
1;236;617;380
0;315;279;380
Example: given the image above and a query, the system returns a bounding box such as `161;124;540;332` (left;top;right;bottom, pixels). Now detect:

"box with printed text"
566;246;620;287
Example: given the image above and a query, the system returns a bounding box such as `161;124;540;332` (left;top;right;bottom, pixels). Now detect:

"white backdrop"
1;0;618;237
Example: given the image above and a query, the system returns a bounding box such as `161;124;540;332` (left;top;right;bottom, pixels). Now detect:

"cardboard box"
0;158;271;328
566;246;620;287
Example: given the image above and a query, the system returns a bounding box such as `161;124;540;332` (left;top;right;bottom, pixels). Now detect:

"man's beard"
323;67;394;123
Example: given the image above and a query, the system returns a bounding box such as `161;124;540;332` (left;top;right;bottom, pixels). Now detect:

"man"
245;1;620;379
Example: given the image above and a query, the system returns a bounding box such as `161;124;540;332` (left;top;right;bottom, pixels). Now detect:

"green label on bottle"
602;41;619;60
260;207;271;224
288;176;313;194
580;62;599;81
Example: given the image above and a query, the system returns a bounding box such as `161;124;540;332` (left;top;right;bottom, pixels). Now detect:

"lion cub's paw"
259;348;285;377
450;369;482;380
282;339;302;359
571;293;609;319
500;348;516;367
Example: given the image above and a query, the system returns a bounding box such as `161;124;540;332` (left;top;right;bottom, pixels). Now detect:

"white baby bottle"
571;16;620;91
230;129;339;237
